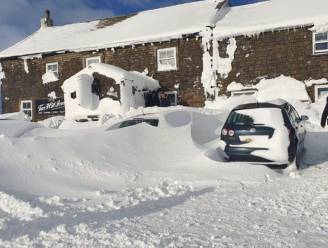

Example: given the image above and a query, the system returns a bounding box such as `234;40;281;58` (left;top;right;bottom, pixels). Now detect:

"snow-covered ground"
0;99;327;247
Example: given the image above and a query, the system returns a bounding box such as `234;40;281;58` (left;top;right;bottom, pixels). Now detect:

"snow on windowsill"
42;71;59;84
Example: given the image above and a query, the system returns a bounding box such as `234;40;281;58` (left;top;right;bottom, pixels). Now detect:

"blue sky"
0;0;197;51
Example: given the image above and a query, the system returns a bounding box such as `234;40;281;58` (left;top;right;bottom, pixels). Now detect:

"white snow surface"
0;0;220;58
0;63;5;84
214;0;328;38
62;63;160;119
0;97;328;246
226;75;310;102
42;71;59;84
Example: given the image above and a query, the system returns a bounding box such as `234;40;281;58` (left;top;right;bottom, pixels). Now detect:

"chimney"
40;10;54;29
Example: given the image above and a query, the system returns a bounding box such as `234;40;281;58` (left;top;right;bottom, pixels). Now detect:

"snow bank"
0;192;44;221
226;75;310;102
305;78;328;87
256;76;310;102
62;63;160;119
0;108;278;197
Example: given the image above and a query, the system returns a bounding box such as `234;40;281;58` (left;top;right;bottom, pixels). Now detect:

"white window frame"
157;47;177;72
85;56;101;67
165;91;178;106
315;84;328;102
46;62;59;77
230;89;257;97
313;32;328;55
20;100;33;119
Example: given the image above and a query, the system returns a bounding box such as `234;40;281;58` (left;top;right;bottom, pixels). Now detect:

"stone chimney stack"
40;10;54;29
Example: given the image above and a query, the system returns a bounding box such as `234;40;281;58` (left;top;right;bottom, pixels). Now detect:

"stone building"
1;0;328;121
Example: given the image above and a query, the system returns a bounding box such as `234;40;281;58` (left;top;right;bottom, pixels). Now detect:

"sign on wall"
35;98;65;115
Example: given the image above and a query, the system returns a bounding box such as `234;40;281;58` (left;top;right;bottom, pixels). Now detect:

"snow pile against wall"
226;75;310;102
213;0;328;39
62;63;160;119
304;78;328;87
256;76;310;102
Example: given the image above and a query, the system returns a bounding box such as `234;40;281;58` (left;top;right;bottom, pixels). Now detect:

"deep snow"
0;99;327;247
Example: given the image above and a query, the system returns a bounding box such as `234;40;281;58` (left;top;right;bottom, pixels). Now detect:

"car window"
119;120;142;128
143;119;159;127
290;106;300;121
227;108;284;127
227;111;255;126
119;119;159;128
283;104;299;125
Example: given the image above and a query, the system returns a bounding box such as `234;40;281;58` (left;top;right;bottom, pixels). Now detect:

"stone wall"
0;37;204;121
217;26;328;101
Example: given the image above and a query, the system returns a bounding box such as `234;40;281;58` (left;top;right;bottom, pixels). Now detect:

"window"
165;91;178;106
71;91;77;99
315;84;328;102
86;56;101;67
157;47;177;71
230;89;257;97
46;62;59;77
227;111;255;126
20;100;33;119
313;32;328;54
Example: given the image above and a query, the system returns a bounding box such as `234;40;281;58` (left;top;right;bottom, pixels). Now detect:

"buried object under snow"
61;63;160;119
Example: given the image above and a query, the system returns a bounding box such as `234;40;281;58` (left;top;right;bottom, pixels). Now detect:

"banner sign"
36;98;65;115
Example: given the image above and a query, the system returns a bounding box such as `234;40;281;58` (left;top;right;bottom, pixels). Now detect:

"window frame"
20;100;33;119
157;47;177;72
315;84;328;102
313;31;328;55
85;56;101;67
165;91;178;106
46;62;59;78
230;89;257;97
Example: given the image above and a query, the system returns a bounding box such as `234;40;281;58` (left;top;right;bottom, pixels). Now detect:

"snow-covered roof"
0;0;220;59
214;0;328;38
62;63;160;91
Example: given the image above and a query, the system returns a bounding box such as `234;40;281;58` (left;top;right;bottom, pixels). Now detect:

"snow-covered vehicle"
118;118;159;129
220;100;308;169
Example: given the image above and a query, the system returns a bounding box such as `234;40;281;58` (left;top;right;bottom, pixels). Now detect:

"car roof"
232;100;288;111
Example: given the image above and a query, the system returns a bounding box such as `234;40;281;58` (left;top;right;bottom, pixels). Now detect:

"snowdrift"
0;109;278;197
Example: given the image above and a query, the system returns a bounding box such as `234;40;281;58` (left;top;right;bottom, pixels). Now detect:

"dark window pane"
71;92;77;99
143;119;159;127
316;42;328;51
227;112;254;126
316;32;328;41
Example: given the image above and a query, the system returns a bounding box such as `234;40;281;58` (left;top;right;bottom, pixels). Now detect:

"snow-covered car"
220;100;308;169
118;118;159;128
